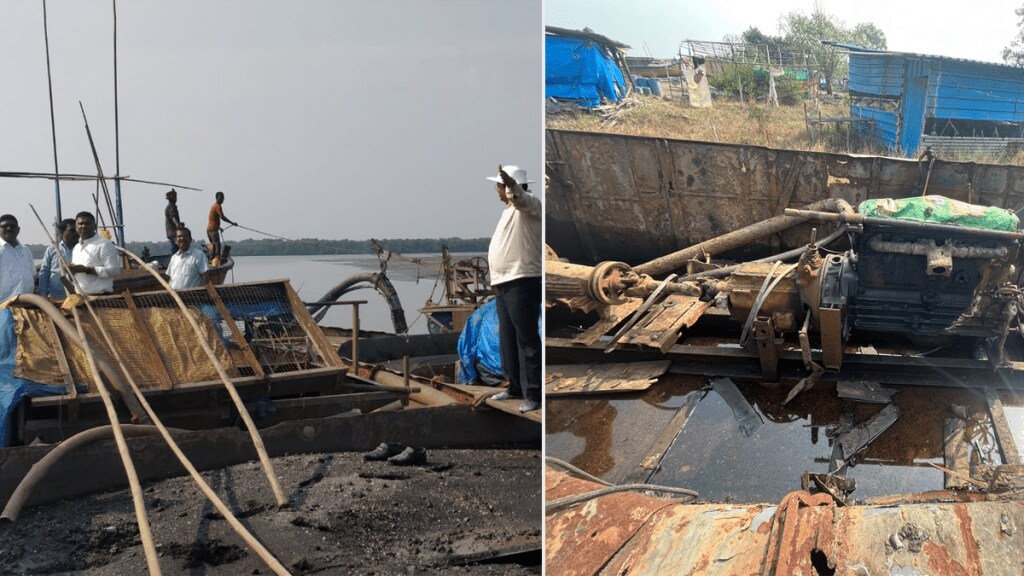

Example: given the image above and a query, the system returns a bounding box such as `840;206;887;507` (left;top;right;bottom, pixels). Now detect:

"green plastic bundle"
857;196;1019;232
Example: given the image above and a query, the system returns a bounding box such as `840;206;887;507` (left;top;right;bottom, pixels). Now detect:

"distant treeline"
26;237;489;258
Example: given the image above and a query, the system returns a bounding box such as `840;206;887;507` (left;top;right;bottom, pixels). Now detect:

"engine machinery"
546;198;1024;378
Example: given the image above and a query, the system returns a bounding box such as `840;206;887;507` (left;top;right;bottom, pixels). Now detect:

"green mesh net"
858;196;1019;232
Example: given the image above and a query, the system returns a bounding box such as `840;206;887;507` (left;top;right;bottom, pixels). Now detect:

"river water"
225;253;482;334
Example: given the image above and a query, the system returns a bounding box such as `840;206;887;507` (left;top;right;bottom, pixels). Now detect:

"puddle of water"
548;371;998;504
545;375;706;484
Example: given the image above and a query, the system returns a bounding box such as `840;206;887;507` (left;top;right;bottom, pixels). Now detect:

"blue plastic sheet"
546;36;626;107
457;300;505;385
0;309;68;448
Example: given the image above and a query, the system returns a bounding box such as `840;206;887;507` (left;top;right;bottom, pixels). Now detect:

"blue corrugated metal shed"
844;47;1024;157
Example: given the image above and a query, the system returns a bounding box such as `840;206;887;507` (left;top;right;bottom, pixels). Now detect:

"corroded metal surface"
547;129;1024;265
546;469;1024;575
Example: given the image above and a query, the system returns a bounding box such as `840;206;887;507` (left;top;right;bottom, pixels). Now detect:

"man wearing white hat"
486;165;542;413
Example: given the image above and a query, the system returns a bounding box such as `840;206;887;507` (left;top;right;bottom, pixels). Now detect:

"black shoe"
364;442;404;461
388;446;427;466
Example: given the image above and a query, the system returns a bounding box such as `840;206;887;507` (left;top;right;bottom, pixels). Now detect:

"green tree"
779;10;886;94
1003;4;1024;66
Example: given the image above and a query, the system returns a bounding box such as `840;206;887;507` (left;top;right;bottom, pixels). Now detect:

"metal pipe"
867;236;1008;259
785;208;1024;241
677;225;852;281
636;198;854;277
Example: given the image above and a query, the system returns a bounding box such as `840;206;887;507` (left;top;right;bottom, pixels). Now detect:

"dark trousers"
167;237;177;253
207;229;221;258
494;276;541;403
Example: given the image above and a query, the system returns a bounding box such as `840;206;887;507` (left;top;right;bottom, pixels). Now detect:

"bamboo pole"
73;277;291;575
69;304;162;575
28;205;161;574
29;207;290;575
115;246;289;507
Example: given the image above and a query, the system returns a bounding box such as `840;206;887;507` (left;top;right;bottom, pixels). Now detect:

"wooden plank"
30;366;348;407
624;388;705;484
40;316;76;397
205;284;266;379
987;388;1022;465
546;360;671;396
123;292;175;391
572;298;642;346
943;417;970;489
619;294;709;352
282;281;345;368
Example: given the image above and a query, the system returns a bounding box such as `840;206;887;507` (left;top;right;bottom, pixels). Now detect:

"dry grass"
548;95;1024;166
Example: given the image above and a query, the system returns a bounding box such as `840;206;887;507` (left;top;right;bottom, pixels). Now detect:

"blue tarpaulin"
546;35;626;108
0;309;68;448
457;300;504;385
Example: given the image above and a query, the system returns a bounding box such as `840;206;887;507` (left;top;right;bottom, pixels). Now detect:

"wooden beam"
41;315;76;397
283;281;344;368
987;388;1022;465
123;292;174;391
205;284;266;379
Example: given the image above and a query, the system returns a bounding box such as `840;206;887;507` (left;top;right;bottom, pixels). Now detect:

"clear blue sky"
546;0;1022;63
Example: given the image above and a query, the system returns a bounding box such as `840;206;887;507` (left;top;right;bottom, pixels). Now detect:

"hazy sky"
546;0;1023;63
0;0;542;245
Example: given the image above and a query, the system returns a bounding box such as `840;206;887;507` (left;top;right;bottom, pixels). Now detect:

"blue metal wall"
849;52;1024;156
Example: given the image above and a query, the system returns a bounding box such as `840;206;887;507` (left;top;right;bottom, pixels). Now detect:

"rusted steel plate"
547;467;1024;575
619;295;709;352
545;470;676;576
572;298;643;346
546;360;672;396
603;502;773;576
547;129;1024;265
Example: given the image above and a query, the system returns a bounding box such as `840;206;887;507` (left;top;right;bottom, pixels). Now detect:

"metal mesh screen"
15;281;331;393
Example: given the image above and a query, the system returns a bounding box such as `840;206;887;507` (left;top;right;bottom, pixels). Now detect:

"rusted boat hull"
546;129;1024;265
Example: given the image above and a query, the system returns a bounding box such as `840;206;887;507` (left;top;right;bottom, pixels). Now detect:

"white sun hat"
486;165;535;185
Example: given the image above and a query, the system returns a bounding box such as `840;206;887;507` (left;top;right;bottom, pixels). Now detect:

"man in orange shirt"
206;191;237;258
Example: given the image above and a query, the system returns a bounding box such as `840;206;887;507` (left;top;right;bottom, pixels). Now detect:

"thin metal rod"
42;0;61;221
112;0;124;246
0;170;201;190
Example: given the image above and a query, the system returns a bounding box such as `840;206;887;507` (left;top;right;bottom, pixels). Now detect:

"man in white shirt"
485;165;542;413
0;214;36;302
167;227;210;289
69;211;119;295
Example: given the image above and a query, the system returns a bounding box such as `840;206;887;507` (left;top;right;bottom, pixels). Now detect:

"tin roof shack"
546;26;632;108
847;47;1024;157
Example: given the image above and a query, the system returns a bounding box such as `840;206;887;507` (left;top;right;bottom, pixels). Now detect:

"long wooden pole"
41;0;61;221
116;246;289;507
28;205;162;574
69;307;162;574
72;274;291;575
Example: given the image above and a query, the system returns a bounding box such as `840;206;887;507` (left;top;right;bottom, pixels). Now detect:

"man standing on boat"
167;227;210;290
486;165;542;413
0;214;36;302
164;189;182;253
207;191;236;259
68;211;119;295
37;218;78;299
